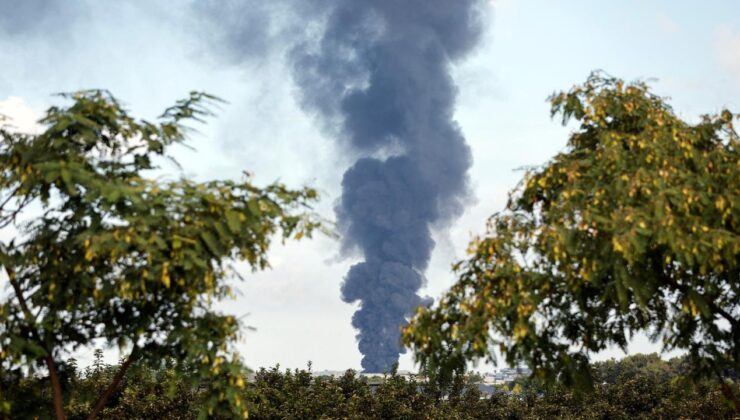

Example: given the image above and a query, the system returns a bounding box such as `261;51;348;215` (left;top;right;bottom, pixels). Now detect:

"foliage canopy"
404;73;739;398
4;352;736;419
0;90;320;418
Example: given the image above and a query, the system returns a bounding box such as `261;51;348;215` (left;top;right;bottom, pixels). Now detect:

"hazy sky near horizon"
1;0;739;372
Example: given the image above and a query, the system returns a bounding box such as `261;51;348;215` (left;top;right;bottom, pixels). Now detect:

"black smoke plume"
291;0;485;372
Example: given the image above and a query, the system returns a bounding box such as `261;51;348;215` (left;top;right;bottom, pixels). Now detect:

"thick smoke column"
292;0;484;372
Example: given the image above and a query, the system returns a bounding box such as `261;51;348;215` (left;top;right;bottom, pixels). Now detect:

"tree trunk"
44;356;67;420
720;382;740;414
86;348;137;420
6;268;67;419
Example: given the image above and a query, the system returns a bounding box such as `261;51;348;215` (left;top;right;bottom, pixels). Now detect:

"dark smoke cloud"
290;0;485;372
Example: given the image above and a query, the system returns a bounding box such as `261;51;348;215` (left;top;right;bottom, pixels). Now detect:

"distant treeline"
2;352;737;419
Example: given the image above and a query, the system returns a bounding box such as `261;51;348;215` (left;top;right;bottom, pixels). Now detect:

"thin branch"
667;277;739;329
0;195;33;229
5;268;33;323
0;184;22;213
652;256;740;329
86;346;138;420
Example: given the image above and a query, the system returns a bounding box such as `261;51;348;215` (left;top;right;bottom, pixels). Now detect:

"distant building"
481;364;532;386
257;366;530;398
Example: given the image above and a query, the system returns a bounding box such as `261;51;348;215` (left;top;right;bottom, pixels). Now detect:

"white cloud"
488;0;515;9
656;15;679;35
715;26;740;83
0;96;41;134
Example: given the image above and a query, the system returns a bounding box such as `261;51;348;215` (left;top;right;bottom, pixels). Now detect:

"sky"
1;0;739;372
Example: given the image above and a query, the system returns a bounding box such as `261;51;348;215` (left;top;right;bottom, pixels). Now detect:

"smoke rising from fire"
290;0;485;372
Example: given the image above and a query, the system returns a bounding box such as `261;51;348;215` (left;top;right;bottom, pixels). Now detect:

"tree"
3;349;737;418
0;90;320;419
403;73;739;405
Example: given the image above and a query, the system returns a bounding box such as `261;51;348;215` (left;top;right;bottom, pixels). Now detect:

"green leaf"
60;169;76;195
225;210;241;233
247;199;261;216
200;231;221;255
